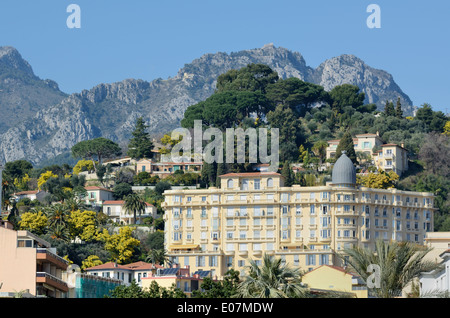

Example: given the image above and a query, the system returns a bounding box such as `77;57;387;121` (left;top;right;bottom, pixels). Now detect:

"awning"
168;244;199;250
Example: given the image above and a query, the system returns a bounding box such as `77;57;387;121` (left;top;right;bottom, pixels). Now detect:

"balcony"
36;248;69;270
36;272;69;293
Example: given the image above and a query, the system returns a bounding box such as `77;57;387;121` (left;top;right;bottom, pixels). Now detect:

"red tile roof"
13;190;39;195
85;186;112;192
84;261;163;271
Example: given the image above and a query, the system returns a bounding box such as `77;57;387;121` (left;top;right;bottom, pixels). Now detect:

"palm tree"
235;253;308;298
123;193;146;225
340;239;441;298
145;249;169;266
45;203;70;228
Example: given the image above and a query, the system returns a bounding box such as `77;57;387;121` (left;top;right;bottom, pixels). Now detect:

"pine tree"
127;117;154;160
336;131;357;164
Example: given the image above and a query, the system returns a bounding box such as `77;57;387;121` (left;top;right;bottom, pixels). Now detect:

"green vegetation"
179;63;450;230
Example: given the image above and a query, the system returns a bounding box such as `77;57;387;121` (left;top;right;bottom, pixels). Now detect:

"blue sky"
0;0;449;113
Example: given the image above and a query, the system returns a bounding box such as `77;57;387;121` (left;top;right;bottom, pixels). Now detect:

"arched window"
267;178;273;188
227;179;234;188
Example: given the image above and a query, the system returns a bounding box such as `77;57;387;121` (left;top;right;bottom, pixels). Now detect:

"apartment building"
103;200;157;225
136;158;203;178
326;133;409;176
372;144;409;176
0;220;69;298
326;133;384;160
141;265;213;297
84;261;163;287
162;154;435;279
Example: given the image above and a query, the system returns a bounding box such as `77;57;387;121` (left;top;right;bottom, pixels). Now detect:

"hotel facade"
162;154;435;278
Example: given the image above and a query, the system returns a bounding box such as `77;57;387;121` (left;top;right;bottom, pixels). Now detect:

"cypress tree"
336;131;357;164
395;97;403;118
384;100;395;117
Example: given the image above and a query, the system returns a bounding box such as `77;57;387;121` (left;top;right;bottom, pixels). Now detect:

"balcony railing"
36;272;69;292
36;248;69;269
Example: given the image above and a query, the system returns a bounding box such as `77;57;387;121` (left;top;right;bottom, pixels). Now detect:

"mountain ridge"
0;44;415;165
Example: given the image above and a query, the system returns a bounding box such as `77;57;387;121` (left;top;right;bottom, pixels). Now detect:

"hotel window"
227;195;234;201
296;205;301;215
226;256;233;266
294;255;300;266
239;218;247;226
295;230;301;238
201;232;207;239
267;206;274;216
254;179;260;190
238;260;245;267
267;194;274;201
281;231;289;240
209;256;218;266
212;207;219;218
201;196;206;202
227;179;234;188
241;179;249;190
226;231;233;239
186;208;192;218
254;230;261;239
267;178;273;188
296;193;301;200
363;141;370;149
240;195;247;201
253;243;262;251
267;230;274;238
254;194;261;201
306;255;316;266
196;256;206;267
310;205;315;215
254;218;261;226
227;207;234;217
310;230;316;238
240;206;247;216
174;195;181;203
282;205;289;215
254;206;262;216
344;205;350;212
295;217;301;225
186;232;192;240
267;218;274;226
383;219;387;227
281;193;289;203
239;243;248;251
239;231;247;239
319;254;329;265
201;207;207;218
212;194;220;202
322;205;328;214
383;208;387;217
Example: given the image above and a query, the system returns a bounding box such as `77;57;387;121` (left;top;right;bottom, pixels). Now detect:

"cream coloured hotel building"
162;154;435;278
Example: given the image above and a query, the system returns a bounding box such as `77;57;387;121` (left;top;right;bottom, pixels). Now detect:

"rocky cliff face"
0;47;67;134
0;44;414;165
